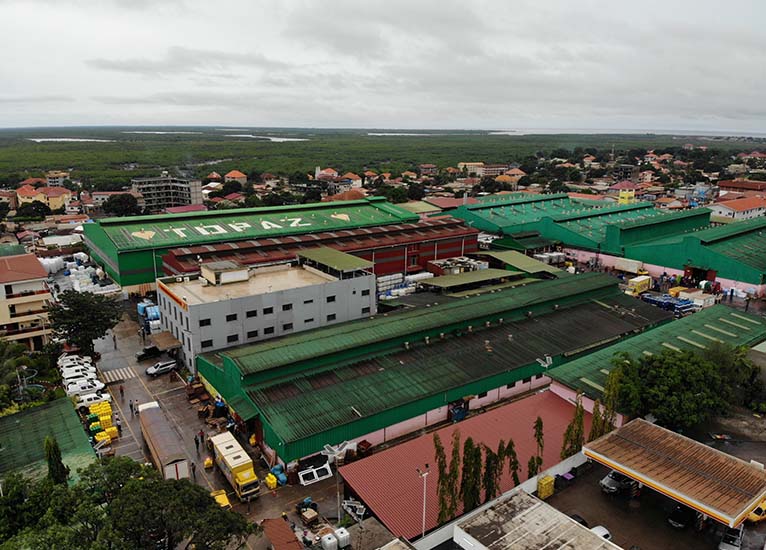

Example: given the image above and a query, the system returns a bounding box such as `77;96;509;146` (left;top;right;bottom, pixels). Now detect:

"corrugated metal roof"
339;391;591;540
584;419;766;527
87;198;418;252
212;273;620;376
297;246;373;271
549;305;766;401
476;250;561;274
247;295;669;444
420;268;523;288
0;399;95;482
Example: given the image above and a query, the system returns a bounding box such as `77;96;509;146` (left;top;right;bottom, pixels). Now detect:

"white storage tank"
334;527;351;548
321;533;338;550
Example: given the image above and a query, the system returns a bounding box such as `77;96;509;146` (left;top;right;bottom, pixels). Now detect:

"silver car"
600;470;635;494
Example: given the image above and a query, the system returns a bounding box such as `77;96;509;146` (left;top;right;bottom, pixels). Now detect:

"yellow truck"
625;275;652;297
209;432;260;502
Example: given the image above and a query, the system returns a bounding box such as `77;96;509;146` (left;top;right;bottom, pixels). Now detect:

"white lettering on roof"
228;222;252;232
195;224;227;236
164;228;188;238
260;220;283;230
285;217;311;227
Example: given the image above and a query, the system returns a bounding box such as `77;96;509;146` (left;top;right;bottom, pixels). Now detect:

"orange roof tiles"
261;519;302;550
16;184;39;197
713;196;766;212
224;170;246;178
0;254;48;283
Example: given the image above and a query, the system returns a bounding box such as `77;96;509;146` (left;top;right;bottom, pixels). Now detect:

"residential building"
315;167;338;180
91;191;145;210
19;177;46;186
718;179;766;193
16;185;72;211
0;254;53;350
418;163;437;176
223;170;247;184
611;164;639;182
206;171;222;181
481;164;509;177
45;170;70;187
504;167;526;184
130;171;203;213
0;190;17;210
457;162;485;176
157;249;376;371
708;197;766;221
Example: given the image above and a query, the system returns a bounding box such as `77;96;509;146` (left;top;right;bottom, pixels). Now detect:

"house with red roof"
224;170;247;184
708;196;766;221
0;190;18;209
418;163;437;176
206;171;222;181
16;185;72;211
19;177;46;186
0;253;52;350
223;192;245;204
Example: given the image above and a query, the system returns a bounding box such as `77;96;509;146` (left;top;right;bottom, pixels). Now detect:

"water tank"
321;533;338;550
334;528;350;548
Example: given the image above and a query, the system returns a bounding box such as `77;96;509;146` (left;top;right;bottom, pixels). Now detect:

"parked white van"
65;379;106;397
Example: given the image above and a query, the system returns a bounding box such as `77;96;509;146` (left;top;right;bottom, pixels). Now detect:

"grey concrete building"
156;248;376;371
130;171;203;213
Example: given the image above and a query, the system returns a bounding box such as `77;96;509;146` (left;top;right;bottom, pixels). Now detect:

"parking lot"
547;463;766;550
92;310;340;546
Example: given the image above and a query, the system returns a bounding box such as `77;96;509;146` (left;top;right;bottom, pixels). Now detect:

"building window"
477;391;488;399
201;340;213;349
362;307;370;314
305;318;314;324
264;326;275;335
283;323;293;331
282;303;293;311
227;334;239;343
247;330;259;339
327;295;336;303
263;307;274;315
361;289;370;296
226;313;237;322
327;313;336;322
246;310;257;318
304;299;313;304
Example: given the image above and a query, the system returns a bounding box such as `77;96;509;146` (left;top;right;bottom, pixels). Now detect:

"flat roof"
420;268;523;289
584;418;766;527
456;490;621;550
397;200;441;214
297;246;373;272
340;392;592;540
247;294;669;444
83;197;418;252
207;273;623;376
0;399;95;482
549;305;766;401
476;250;561;274
159;265;332;305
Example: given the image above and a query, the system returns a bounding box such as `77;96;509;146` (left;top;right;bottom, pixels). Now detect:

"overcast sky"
0;0;764;131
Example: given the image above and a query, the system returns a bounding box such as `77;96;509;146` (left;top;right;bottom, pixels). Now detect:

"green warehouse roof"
476;250;561;274
297;247;373;272
246;293;670;445
83;197;418;252
0;399;95;482
549;305;766;401
209;272;621;376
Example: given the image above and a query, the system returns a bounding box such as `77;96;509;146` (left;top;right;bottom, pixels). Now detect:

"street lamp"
416;464;430;539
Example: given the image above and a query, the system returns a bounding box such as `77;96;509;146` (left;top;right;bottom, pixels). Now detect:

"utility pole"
416;464;430;539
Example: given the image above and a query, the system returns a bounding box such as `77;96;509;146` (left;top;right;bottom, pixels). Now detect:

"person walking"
198;429;205;445
115;416;122;436
112;333;117;349
193;434;200;454
128;399;134;416
119;384;124;400
134;401;140;416
190;462;197;481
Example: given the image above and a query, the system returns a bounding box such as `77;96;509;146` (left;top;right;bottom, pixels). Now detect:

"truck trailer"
209;432;260;501
138;401;189;480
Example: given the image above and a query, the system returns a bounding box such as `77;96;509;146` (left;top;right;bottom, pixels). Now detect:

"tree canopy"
48;291;122;354
102;193;141;217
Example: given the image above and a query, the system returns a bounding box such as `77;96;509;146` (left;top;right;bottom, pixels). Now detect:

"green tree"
601;367;621;434
445;430;461;519
15;200;50;219
48;291;122;355
433;433;450;523
44;436;69;485
482;440;505;503
505;438;520;486
701;342;762;407
615;349;726;431
560;394;585;459
102;193;140;216
534;416;544;467
459;437;482;513
302;187;323;203
407;182;425;201
588;399;605;442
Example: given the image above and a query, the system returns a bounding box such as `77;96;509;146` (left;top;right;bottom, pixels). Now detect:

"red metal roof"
719;180;766;192
261;518;302;550
165;204;208;214
340;391;590;540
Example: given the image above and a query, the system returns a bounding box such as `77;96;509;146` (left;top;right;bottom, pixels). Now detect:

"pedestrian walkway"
101;366;136;384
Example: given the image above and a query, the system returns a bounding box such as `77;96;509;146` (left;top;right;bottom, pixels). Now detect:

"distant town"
1;138;766;550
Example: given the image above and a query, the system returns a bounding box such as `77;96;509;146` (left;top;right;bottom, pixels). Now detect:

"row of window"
199;297;371;327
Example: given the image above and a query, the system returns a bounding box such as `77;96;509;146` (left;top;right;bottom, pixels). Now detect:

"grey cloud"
86;46;286;77
0;95;74;104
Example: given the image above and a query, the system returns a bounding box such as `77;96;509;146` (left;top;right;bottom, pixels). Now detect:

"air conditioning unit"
183;277;190;283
